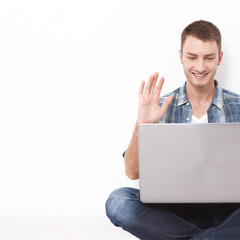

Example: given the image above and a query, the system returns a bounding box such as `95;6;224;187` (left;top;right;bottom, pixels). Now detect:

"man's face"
179;35;223;90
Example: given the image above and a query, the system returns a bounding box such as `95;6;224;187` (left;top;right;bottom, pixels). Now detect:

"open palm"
138;73;173;124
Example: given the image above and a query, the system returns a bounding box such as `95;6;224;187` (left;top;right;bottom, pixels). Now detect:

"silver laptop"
138;123;240;203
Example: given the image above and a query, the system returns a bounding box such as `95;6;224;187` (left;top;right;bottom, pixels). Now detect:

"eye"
206;56;216;61
188;57;195;60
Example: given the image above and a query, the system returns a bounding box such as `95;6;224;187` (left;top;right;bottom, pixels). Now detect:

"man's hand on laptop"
137;72;173;124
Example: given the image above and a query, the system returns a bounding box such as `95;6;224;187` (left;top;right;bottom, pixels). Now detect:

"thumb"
161;96;173;113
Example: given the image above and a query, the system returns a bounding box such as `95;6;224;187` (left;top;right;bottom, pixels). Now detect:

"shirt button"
186;103;189;106
186;117;190;121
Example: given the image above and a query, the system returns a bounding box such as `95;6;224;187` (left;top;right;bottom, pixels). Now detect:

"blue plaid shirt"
158;81;240;123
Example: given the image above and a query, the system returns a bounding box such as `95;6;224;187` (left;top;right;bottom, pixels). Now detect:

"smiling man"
179;33;223;119
106;20;240;240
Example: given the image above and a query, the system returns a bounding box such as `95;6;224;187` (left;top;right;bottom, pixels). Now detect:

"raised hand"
137;72;173;124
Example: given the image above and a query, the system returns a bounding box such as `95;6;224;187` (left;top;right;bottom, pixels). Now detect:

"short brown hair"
181;20;221;53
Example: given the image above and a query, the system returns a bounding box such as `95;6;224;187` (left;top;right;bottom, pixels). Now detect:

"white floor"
0;217;138;240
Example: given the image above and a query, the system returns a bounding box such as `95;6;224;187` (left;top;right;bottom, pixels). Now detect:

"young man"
106;20;240;240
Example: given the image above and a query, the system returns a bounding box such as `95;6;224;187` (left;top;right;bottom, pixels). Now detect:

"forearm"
124;122;139;180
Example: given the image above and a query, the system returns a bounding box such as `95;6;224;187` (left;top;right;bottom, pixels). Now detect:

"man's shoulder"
222;88;240;103
222;88;240;97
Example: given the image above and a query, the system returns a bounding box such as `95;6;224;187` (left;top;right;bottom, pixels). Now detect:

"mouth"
192;72;208;80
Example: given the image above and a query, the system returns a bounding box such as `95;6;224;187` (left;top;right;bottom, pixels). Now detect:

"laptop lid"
138;123;240;203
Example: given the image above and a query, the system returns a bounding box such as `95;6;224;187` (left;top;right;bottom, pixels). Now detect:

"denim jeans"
105;187;240;240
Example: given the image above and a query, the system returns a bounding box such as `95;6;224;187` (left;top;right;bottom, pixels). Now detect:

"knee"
105;187;140;226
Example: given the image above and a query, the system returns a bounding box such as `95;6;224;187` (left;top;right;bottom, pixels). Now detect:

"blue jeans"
105;187;240;240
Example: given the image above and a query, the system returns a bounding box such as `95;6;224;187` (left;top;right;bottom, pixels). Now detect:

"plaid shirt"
158;81;240;123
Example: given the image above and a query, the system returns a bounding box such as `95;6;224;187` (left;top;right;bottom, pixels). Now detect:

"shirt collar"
177;80;223;109
212;80;223;109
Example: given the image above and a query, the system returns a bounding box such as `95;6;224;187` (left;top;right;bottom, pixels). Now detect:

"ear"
179;50;183;64
217;51;223;66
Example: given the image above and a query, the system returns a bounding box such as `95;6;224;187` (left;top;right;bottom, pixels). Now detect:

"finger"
150;72;159;96
138;80;145;98
144;74;154;96
153;77;164;103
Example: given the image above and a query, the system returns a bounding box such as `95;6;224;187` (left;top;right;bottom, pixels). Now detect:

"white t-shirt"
191;113;208;124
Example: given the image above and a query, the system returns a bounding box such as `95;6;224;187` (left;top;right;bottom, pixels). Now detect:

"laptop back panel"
138;123;240;203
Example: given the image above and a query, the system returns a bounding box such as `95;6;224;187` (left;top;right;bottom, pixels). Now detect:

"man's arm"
124;122;139;180
124;72;173;180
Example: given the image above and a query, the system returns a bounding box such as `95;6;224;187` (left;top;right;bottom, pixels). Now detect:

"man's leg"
105;187;201;240
190;208;240;240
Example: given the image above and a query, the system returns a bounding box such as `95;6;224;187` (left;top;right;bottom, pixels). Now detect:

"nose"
195;59;206;73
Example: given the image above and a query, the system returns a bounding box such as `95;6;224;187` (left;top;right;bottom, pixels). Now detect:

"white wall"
0;0;240;217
